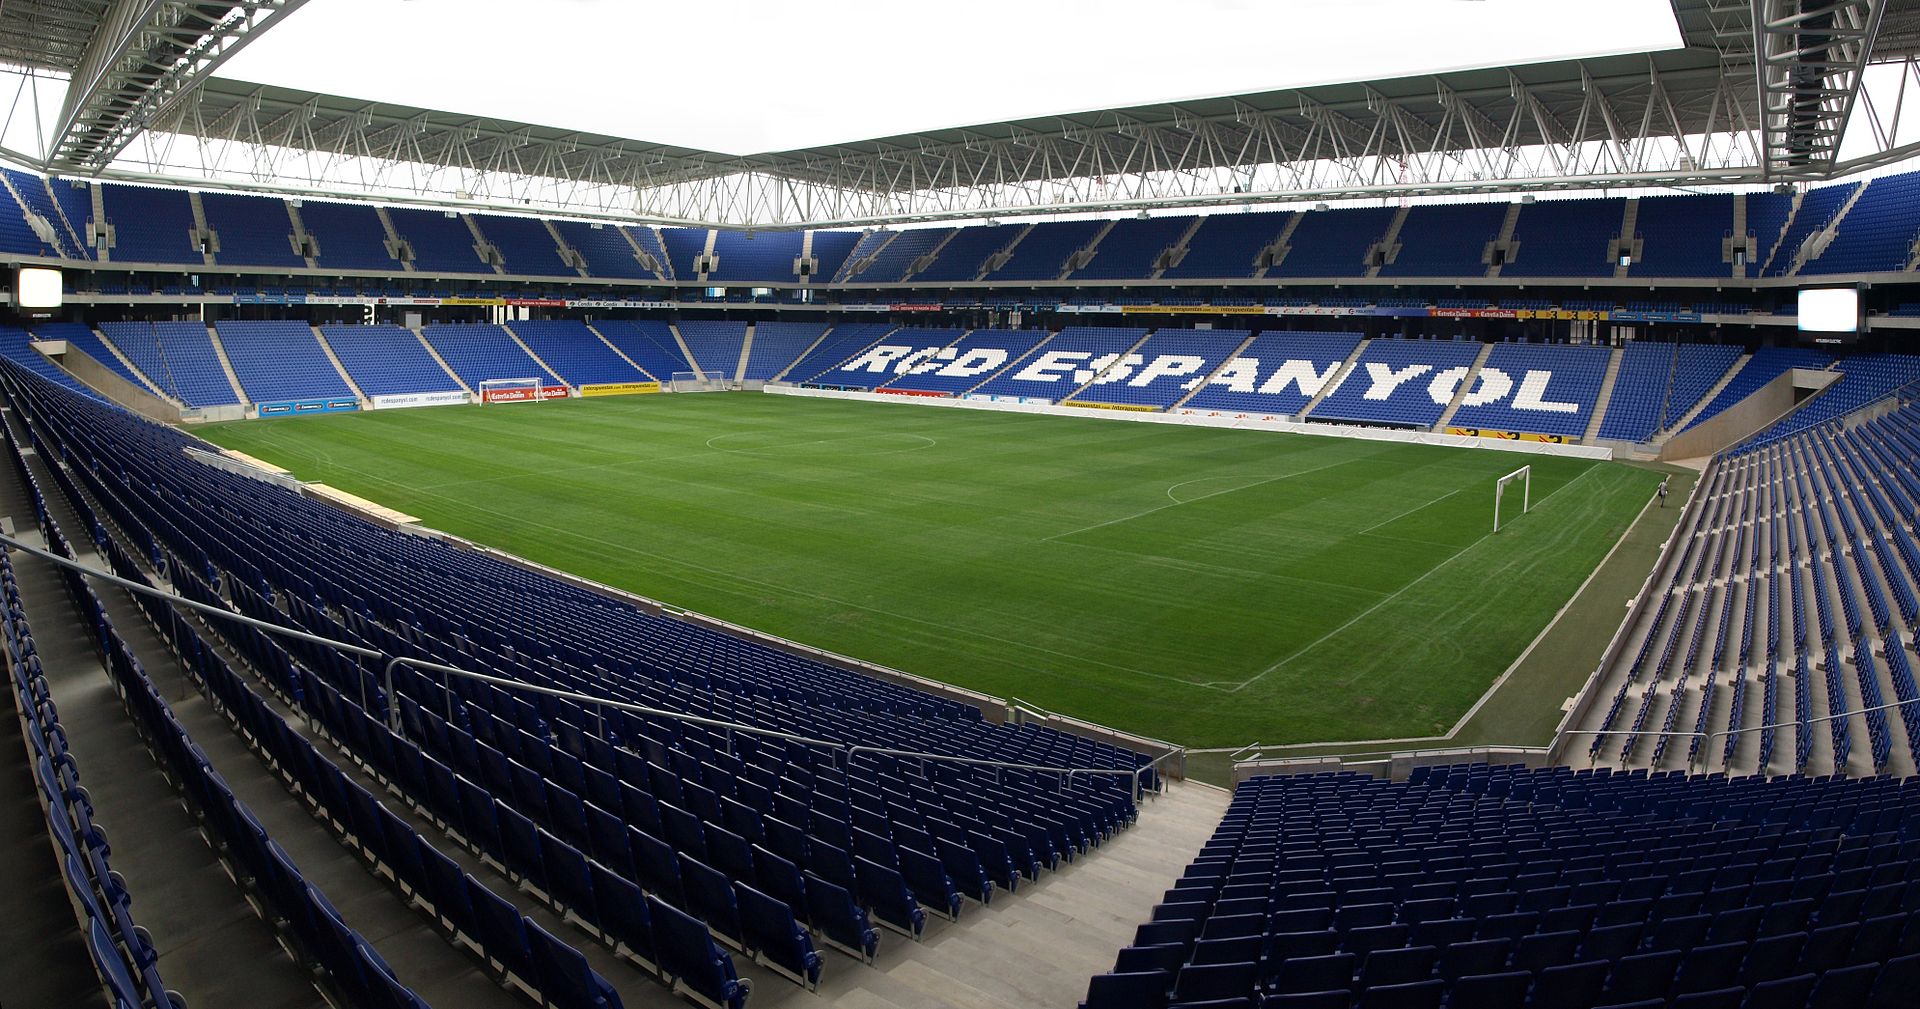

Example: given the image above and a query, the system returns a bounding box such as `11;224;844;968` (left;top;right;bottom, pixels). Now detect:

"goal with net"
669;371;731;393
1494;465;1531;533
478;377;561;403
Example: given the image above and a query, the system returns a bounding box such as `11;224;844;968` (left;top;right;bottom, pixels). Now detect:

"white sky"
216;0;1685;157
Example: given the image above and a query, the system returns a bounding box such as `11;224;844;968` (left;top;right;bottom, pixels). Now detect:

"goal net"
669;371;730;393
478;377;557;404
1494;465;1532;533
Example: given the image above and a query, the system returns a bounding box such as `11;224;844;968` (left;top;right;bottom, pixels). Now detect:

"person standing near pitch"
1658;477;1669;507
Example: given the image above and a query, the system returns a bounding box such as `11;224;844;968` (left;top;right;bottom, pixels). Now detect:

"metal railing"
3;532;1167;800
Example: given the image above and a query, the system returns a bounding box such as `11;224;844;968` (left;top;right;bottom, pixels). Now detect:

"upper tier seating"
1182;332;1365;417
1685;347;1833;432
1070;329;1247;409
983;221;1107;282
298;200;403;272
912;227;1019;283
968;328;1150;402
97;321;240;407
0;168;74;258
1503;198;1624;278
676;321;750;379
1801;175;1920;275
473;214;573;276
48;178;93;259
805;232;860;284
1596;342;1676;442
32;322;156;394
386;207;491;274
1071;217;1194;281
1308;339;1485;428
831;232;891;283
1446;343;1612;438
739;322;828;381
1380;203;1507;277
660;228;708;279
1632;194;1735;278
99;184;201;265
809;328;969;390
550;220;657;279
319;325;463;396
591;321;694;381
420;324;558;388
1086;765;1920;1009
200;192;304;268
1160;212;1293;280
630;228;676;280
854;229;954;283
215;321;354;403
887;329;1051;395
1745;354;1920;447
1765;183;1861;276
1270;207;1397;278
508;320;650;386
708;230;804;284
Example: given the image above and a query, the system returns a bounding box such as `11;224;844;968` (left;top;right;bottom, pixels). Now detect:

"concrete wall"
41;344;182;424
1660;368;1837;461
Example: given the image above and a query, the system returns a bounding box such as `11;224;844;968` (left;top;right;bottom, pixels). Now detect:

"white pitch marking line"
1356;488;1464;536
1046;456;1357;542
1226;465;1598;694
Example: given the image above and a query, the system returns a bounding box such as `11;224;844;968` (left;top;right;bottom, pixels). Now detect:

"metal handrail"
3;532;1160;798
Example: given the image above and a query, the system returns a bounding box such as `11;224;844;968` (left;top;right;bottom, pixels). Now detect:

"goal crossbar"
1494;465;1532;533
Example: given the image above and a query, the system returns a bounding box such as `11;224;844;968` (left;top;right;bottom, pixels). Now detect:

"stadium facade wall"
767;385;1615;460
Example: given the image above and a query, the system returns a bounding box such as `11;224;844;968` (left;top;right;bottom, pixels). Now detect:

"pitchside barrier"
768;385;1614;461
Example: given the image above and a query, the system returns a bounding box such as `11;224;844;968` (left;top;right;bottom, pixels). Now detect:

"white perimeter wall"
766;386;1615;461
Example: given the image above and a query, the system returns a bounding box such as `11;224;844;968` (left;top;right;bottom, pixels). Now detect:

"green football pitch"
198;394;1663;749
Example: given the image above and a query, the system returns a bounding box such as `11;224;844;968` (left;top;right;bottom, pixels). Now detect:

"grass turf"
198;393;1663;748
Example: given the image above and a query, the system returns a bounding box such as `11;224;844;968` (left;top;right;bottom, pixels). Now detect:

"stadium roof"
8;0;1920;227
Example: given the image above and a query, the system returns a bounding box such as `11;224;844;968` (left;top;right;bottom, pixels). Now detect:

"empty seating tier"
216;321;354;403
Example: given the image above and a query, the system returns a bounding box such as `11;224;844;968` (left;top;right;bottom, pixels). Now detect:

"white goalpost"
1494;465;1532;533
669;370;729;393
477;377;555;403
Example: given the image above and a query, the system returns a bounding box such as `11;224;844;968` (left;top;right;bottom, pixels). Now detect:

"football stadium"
3;1;1920;1007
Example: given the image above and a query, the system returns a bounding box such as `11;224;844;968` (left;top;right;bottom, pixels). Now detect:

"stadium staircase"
466;216;508;276
500;324;570;389
1614;199;1641;278
1431;343;1497;430
1731;194;1749;279
186;192;216;268
1149;217;1208;279
1791;180;1874;276
76;325;170;400
286;201;320;269
585;322;658;380
1759;189;1806;275
734;324;755;383
86;184;107;262
1168;334;1260;411
770;326;835;383
1253;213;1305;279
409;327;472;393
1062;332;1158;404
43;177;87;258
1486;203;1523;278
900;229;960;283
1061;220;1119;280
1295;339;1370;420
1661;355;1753;443
545;219;592;278
308;326;367;400
975;224;1034;281
0;473;329;1008
373;206;415;272
1364;206;1412;279
667;324;708;381
1584;347;1627;442
202;326;250;405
